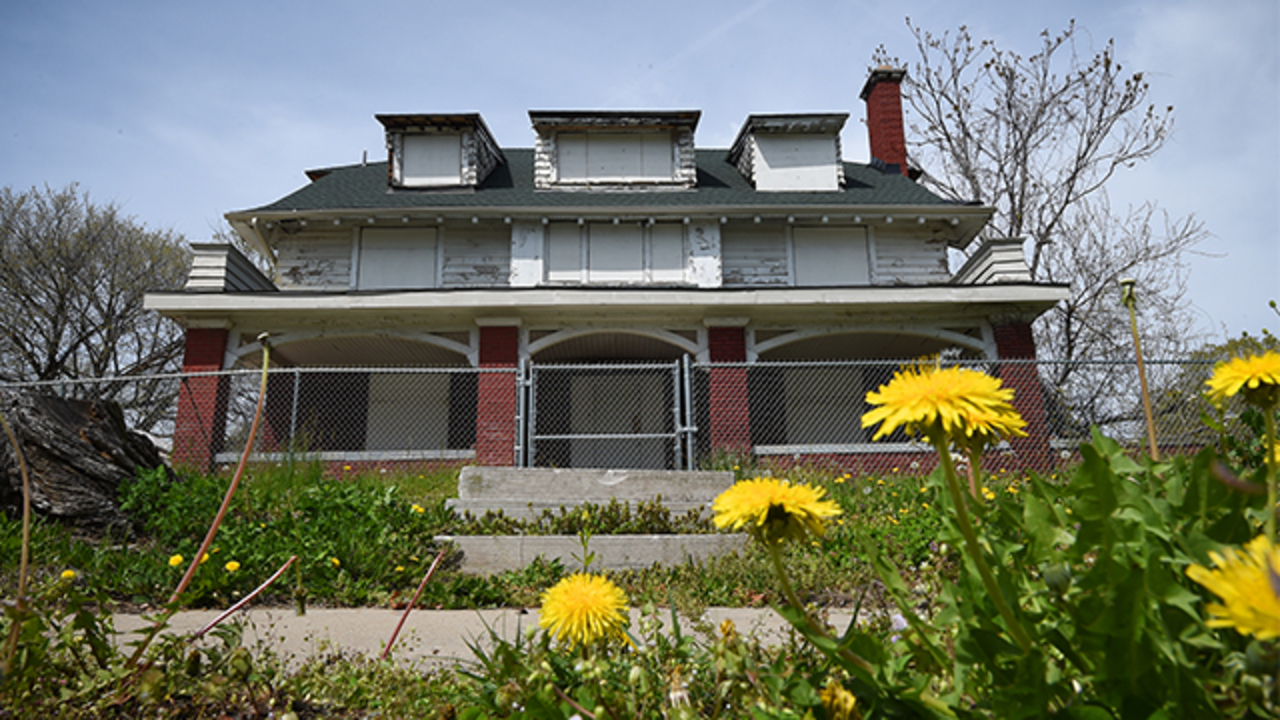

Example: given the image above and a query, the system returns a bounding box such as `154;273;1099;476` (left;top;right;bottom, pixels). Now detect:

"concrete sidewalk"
113;606;855;669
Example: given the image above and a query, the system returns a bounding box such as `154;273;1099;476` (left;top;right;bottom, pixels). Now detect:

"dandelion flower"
410;503;425;514
61;569;77;580
330;557;341;568
712;478;841;545
538;573;630;646
1205;351;1280;409
225;561;240;573
169;554;184;567
820;678;859;720
1186;535;1280;640
200;553;210;565
862;359;1024;445
395;565;405;572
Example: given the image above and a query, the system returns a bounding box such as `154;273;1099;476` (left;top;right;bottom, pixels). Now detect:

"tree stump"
0;389;170;532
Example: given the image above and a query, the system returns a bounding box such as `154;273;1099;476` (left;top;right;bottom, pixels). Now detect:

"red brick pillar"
475;326;519;466
173;327;230;471
708;326;751;452
993;321;1051;470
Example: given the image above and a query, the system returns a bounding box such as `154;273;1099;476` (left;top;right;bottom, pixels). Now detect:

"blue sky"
1;0;1276;343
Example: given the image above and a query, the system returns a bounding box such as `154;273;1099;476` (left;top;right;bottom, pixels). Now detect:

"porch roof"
147;283;1068;333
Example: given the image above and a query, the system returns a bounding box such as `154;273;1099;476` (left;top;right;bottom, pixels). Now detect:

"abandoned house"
145;67;1069;472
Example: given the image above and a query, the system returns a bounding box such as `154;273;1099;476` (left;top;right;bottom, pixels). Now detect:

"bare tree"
0;184;190;431
876;21;1208;431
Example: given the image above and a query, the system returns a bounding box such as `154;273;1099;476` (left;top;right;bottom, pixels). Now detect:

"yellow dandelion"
1205;351;1280;409
395;565;405;572
168;554;184;567
225;561;240;573
982;487;996;501
921;503;930;510
538;573;630;646
862;359;1024;445
1187;535;1280;640
200;553;210;564
820;678;860;720
720;618;739;642
886;515;899;526
712;478;842;545
411;503;425;514
330;557;341;568
61;569;77;580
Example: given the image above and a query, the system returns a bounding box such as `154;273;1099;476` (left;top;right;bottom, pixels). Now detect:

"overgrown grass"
0;459;1030;612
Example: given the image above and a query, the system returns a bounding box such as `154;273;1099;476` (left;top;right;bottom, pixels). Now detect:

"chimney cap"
859;66;908;100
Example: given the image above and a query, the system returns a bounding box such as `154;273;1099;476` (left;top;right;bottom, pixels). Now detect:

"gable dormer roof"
376;113;504;189
528;110;700;189
727;113;849;192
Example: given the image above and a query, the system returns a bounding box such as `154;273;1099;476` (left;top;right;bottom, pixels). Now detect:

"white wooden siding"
442;228;510;287
872;230;951;285
357;228;437;290
276;232;353;290
721;227;789;286
793;227;869;286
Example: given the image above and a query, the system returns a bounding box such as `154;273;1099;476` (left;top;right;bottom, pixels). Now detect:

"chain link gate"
521;360;696;470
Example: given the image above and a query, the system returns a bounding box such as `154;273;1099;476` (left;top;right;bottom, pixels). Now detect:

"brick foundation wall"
475;326;519;466
708;327;751;451
172;328;230;470
993;321;1051;470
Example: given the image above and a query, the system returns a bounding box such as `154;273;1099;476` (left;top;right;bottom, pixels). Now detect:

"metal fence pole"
514;360;527;468
670;359;682;470
682;354;697;471
289;368;300;452
525;361;537;468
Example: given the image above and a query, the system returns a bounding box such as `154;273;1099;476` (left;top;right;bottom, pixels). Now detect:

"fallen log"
0;389;169;532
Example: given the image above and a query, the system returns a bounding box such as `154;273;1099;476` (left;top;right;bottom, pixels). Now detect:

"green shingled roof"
242;149;955;214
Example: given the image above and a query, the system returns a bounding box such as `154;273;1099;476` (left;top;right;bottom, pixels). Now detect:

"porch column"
993;321;1051;470
475;324;520;466
173;326;231;471
707;324;751;452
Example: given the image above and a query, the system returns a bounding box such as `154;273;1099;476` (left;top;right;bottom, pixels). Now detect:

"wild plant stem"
1122;282;1160;460
381;548;446;661
127;341;271;667
766;541;874;674
933;432;1034;654
193;555;297;639
1265;409;1277;545
0;410;32;674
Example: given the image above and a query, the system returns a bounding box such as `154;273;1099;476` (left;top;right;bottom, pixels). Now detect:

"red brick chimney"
859;66;909;176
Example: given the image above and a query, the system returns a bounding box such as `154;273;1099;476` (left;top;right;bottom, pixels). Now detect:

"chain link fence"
0;358;1242;475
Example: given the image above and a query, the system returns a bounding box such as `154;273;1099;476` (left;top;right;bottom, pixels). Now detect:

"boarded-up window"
401;134;462;187
357;228;437;290
545;222;685;284
365;373;451;450
792;227;869;286
754;135;840;191
546;222;584;283
587;223;643;283
557;132;673;182
649;223;685;283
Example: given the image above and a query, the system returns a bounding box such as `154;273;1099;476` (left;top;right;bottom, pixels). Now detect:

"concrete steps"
441;467;745;573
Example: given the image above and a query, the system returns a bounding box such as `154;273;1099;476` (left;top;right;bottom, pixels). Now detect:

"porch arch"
230;329;474;367
754;326;992;361
528;328;698;363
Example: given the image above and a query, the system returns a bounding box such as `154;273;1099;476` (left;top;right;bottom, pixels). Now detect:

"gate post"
172;326;231;471
993;321;1051;470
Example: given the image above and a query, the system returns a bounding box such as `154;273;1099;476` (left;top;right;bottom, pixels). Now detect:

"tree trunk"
0;389;170;533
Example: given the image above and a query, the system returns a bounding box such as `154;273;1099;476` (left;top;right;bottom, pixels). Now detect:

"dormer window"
377;113;504;189
727;114;849;191
530;111;699;189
